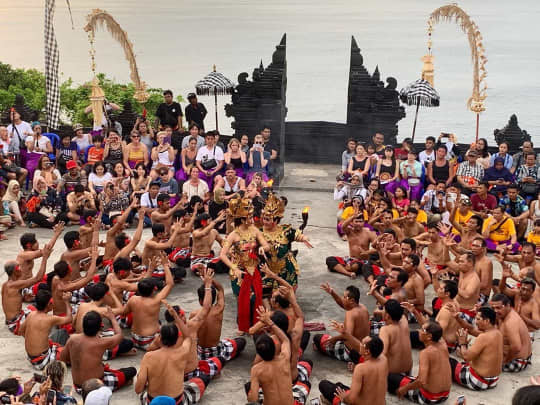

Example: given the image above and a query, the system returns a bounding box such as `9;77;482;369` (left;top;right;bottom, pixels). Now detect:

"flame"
267;179;274;187
302;206;310;214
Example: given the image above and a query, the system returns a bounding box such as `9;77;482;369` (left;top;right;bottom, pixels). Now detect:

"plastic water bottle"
3;201;10;215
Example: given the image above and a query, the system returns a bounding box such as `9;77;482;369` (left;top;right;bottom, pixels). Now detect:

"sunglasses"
131;135;140;139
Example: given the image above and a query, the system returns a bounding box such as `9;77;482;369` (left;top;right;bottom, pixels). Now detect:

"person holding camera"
246;134;269;184
196;132;224;190
65;184;95;225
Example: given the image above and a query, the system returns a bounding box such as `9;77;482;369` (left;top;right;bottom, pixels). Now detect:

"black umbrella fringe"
195;87;234;96
400;95;440;107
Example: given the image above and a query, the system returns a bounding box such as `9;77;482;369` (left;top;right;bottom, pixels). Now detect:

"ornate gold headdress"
227;196;254;219
262;192;285;219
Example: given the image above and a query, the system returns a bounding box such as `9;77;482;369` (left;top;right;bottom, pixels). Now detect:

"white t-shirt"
182;179;209;199
140;192;158;208
7;121;33;152
88;172;113;188
196;145;224;163
419;150;435;165
25;135;51;154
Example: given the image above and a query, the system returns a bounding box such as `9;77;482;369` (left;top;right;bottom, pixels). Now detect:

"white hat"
85;386;112;405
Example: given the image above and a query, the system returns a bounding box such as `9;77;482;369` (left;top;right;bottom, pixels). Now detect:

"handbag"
201;146;217;170
521;182;538;195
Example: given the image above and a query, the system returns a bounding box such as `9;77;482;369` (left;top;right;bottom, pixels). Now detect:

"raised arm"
320;282;345;308
116;208;144;257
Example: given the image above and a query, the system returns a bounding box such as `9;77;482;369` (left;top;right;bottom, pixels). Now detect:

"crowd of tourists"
1;89;539;405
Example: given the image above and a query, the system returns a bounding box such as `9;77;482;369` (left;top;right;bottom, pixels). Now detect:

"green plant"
0;62;177;127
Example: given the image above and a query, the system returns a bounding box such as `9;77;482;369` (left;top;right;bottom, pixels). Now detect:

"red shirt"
471;193;497;212
87;146;104;164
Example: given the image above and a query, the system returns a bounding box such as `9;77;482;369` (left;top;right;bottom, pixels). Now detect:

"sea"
1;0;539;145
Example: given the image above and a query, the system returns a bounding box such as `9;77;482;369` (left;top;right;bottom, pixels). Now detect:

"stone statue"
494;114;531;154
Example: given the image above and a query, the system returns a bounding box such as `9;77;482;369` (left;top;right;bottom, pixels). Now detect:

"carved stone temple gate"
225;34;406;182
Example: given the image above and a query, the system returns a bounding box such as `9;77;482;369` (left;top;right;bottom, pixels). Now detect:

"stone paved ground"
0;163;538;404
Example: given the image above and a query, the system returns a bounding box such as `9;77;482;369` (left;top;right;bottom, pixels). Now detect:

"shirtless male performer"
379;238;431;288
499;269;540;335
141;223;183;280
190;274;246;364
326;213;376;279
79;209;98;249
2;245;51;335
406;279;460;352
102;200;136;265
369;268;409;306
370;209;404;242
191;212;226;275
415;223;450;275
379;299;413;374
112;208;145;263
60;220;100;281
16;223;64;298
135;302;208;404
167;207;197;271
19;289;72;370
449;306;503;390
395;207;425;239
500;242;540;286
313;284;369;364
60;309;137;391
470;237;493;305
247;307;305;405
402;254;426;314
121;254;174;350
150;193;185;234
490;293;533;372
318;336;387;405
388;321;452;404
449;253;480;324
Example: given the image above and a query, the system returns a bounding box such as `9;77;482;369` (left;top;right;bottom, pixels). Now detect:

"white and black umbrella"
399;79;440;142
195;65;235;131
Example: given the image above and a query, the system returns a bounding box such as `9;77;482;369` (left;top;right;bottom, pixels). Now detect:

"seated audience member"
427;144;453;187
2;180;25;227
348;143;371;185
341;138;357;175
470;182;497;214
176;136;199;182
515;151;540;201
88;161;113;196
457;150;484;196
375;146;400;195
490;141;513;170
482;205;519;253
56;133;78;174
399;149;423;201
182;166;209;200
499;184;529;240
33;155;61;191
418;136;436;166
483;157;513;197
223;137;247;179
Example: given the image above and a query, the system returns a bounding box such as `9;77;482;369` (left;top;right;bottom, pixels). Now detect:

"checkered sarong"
169;247;191;264
28;341;62;370
141;378;206;405
399;376;449;404
370;318;385;336
132;332;157;351
292;379;310;405
44;0;61;129
459;308;476;325
503;355;532;373
190;255;219;273
184;358;223;380
197;339;237;361
6;305;35;335
313;334;351;362
102;364;129;391
453;362;499;390
296;361;312;384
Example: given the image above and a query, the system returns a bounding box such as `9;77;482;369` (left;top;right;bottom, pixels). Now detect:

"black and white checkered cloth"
195;71;234;96
45;0;61;130
400;79;440;107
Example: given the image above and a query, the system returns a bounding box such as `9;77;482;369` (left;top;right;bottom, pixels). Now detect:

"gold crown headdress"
227;196;254;219
262;192;285;219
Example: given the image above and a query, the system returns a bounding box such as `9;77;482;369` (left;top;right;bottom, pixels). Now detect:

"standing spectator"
419;136;436;166
511;140;535;174
155;90;183;131
184;93;208;130
372;132;386;157
261;125;278;178
25;122;53;155
341;138;357;174
56;133;78;174
196;132;224;189
515;152;540;200
490;141;513;170
6;108;33;154
427;144;453;186
180;123;205;150
84;100;121;132
456;150;484;195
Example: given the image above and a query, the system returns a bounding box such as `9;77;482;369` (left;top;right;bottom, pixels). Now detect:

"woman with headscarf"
209;187;227;233
483;156;514;197
2;180;24;227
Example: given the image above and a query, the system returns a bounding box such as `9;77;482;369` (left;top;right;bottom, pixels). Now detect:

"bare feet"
530;376;540;385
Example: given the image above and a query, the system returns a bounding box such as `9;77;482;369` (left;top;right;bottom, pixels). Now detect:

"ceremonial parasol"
195;65;234;131
399;78;440;142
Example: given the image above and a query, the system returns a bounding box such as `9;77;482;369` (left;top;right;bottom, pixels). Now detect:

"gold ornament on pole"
83;9;149;107
426;4;487;141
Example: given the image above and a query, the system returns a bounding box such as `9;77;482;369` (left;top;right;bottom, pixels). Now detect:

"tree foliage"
0;62;179;127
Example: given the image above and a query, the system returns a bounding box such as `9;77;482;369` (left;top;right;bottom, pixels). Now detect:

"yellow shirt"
482;215;516;242
416;210;428;225
527;232;540;248
341;208;368;221
452;209;474;235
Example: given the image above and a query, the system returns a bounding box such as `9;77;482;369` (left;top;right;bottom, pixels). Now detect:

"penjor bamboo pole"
411;98;420;143
475;113;479;143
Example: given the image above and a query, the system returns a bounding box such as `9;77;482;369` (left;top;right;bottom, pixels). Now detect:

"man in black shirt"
155;90;183;131
184;93;208;131
261;125;278;178
372;132;386;157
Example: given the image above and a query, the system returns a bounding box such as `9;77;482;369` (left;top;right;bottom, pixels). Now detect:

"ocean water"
1;0;539;145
